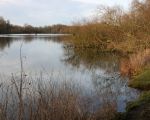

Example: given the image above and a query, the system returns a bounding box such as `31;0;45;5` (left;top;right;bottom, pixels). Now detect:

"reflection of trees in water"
63;48;121;72
63;47;139;112
0;37;13;50
21;35;65;43
0;35;65;51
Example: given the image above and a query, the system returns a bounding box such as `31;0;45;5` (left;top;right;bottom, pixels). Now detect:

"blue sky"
0;0;133;26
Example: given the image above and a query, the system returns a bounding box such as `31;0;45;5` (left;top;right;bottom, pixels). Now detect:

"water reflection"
63;48;121;72
0;37;13;50
0;35;139;112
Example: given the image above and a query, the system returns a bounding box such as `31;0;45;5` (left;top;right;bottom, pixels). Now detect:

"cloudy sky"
0;0;133;26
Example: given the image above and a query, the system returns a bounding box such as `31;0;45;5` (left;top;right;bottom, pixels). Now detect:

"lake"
0;34;139;113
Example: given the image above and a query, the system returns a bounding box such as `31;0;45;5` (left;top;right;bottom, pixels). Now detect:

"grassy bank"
125;91;150;120
123;53;150;120
126;91;150;112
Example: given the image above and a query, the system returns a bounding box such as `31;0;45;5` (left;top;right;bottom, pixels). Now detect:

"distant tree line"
0;17;11;34
0;17;70;34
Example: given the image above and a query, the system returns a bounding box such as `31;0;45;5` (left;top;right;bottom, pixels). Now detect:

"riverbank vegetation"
70;0;150;53
120;49;150;120
66;0;150;119
120;49;150;76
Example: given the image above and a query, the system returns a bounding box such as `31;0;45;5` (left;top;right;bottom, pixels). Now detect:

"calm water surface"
0;34;139;112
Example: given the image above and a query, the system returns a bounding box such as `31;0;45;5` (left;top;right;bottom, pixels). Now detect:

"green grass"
129;69;150;90
126;91;150;112
125;91;150;120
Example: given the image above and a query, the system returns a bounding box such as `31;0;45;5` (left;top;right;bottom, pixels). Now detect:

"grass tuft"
129;69;150;90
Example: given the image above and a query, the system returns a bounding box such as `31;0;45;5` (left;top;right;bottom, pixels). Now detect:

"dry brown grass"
0;78;119;120
120;49;150;76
